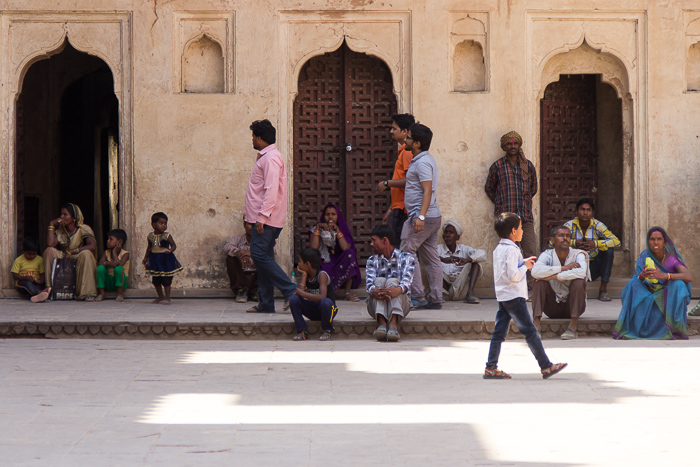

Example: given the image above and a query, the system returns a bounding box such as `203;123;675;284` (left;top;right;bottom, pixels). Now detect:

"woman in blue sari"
613;227;692;340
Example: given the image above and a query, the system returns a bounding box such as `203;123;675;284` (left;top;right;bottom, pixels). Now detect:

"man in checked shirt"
365;224;416;342
561;198;620;301
485;131;538;289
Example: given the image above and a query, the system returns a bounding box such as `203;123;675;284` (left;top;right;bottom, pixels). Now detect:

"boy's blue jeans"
250;225;297;311
486;297;552;370
289;295;337;333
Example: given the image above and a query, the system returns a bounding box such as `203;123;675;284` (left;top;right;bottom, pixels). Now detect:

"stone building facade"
1;1;699;292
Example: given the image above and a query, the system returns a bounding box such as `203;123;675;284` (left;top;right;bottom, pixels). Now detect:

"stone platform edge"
2;319;698;340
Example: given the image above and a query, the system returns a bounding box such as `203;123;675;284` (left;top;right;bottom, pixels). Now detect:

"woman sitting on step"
613;227;692;340
309;203;362;301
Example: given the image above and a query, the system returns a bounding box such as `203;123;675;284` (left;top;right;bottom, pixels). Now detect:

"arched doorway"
292;43;397;264
16;42;119;255
540;74;624;250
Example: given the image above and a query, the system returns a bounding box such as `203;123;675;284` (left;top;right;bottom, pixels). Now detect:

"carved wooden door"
540;74;598;248
293;44;397;264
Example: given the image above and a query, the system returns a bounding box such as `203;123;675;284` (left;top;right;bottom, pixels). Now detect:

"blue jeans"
17;280;42;297
486;298;552;370
250;225;297;311
289;295;338;332
590;248;614;283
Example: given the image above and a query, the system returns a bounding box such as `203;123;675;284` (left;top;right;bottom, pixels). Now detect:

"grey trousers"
532;278;587;319
400;216;443;304
366;277;411;321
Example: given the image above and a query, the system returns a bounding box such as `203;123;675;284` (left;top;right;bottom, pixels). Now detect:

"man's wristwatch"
383;180;389;187
418;214;425;221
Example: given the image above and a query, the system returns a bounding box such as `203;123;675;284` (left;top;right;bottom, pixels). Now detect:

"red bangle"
337;233;344;239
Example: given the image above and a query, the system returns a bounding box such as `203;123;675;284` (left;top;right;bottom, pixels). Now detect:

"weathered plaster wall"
2;0;700;291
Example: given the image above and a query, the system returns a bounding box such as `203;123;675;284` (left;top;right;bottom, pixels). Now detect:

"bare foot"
96;292;105;302
160;299;171;305
115;294;125;302
152;297;164;304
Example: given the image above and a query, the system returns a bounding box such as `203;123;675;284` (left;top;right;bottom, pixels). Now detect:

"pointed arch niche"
0;12;133;289
528;12;648;263
173;12;235;94
449;12;489;93
685;15;700;91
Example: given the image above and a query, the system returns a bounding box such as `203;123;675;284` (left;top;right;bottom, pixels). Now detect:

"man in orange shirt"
378;114;416;243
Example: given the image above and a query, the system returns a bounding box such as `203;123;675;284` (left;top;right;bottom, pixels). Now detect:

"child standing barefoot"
142;212;183;305
485;212;567;380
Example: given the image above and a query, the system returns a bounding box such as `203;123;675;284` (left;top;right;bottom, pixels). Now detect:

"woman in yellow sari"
44;203;98;301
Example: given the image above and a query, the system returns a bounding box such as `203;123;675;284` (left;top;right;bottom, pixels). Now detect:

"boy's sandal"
483;368;511;379
292;331;308;341
598;291;612;301
319;331;333;341
541;362;568;379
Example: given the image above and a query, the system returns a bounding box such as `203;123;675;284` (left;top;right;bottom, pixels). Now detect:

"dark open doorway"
540;74;623;249
16;42;119;255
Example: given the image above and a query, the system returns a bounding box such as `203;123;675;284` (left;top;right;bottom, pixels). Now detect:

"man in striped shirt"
365;224;415;342
563;198;620;301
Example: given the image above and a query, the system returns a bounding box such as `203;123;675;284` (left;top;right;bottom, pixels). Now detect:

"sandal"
246;305;274;313
560;328;578;340
483;368;511;379
689;303;700;316
598;291;612;302
541;363;568;380
283;300;290;311
343;293;360;302
386;327;400;342
292;331;308;341
319;331;333;341
373;324;387;341
464;294;480;304
84;296;97;302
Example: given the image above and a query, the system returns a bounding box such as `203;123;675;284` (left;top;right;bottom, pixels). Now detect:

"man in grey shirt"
400;123;443;309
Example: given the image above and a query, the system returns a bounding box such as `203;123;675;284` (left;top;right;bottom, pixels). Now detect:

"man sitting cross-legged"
532;225;590;340
438;219;487;304
365;224;415;342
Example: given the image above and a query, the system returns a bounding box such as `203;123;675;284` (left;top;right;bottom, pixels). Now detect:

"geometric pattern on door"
293;43;397;264
540;74;598;248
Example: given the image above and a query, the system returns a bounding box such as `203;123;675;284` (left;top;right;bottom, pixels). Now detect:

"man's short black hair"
494;212;521;239
549;225;571;239
22;237;39;252
408;123;433;151
151;212;168;223
250;119;276;144
371;224;397;247
108;229;128;245
391;114;416;131
300;247;322;270
576;197;595;212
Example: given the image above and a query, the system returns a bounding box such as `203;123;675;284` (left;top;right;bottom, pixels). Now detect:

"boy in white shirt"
484;212;567;380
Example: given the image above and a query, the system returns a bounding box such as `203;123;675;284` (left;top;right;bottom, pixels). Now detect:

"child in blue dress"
142;212;183;305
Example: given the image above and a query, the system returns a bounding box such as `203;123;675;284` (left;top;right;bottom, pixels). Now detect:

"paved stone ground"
1;296;699;339
1;337;699;466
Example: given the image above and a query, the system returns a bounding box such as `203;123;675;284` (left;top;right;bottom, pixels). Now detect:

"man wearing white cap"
438;219;487;303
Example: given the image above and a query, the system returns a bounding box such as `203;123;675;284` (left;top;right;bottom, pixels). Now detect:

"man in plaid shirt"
365;224;415;342
485;131;538;287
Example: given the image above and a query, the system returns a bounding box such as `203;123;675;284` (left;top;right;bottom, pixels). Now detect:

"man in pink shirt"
244;119;297;313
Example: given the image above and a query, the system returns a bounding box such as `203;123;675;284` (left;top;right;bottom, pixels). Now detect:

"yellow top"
105;248;130;279
11;254;45;287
